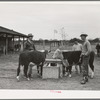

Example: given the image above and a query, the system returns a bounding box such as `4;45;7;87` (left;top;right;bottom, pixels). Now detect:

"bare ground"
0;53;100;90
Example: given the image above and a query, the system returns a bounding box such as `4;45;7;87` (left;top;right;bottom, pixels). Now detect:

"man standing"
96;42;100;57
23;33;36;78
24;33;36;51
80;34;92;84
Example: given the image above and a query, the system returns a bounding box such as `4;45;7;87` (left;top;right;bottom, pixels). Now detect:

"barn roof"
0;26;28;37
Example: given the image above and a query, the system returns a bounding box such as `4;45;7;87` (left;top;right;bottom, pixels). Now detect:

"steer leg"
63;65;66;75
24;65;28;79
79;64;82;74
16;62;21;81
75;65;78;74
57;63;63;78
40;64;43;76
27;64;33;79
89;55;94;79
37;65;39;74
88;51;95;79
17;66;20;77
64;67;69;76
68;65;72;78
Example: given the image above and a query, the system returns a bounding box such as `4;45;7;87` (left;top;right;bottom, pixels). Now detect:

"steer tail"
89;51;95;72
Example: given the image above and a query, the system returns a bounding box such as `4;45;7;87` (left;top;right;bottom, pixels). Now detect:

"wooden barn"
0;26;28;55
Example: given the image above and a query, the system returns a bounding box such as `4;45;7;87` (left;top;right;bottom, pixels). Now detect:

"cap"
80;34;88;37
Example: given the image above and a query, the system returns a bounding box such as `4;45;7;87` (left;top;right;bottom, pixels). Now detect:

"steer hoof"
90;75;94;79
64;72;69;76
60;73;63;78
90;72;94;79
16;76;20;82
37;73;40;76
27;78;30;81
88;73;94;79
69;74;72;78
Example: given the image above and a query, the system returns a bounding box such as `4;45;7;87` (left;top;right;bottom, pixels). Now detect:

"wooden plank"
43;40;45;50
61;50;72;52
12;35;14;50
45;59;62;63
23;37;24;49
18;36;20;45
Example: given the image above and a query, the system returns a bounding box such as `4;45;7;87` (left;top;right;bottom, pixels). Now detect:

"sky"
0;1;100;40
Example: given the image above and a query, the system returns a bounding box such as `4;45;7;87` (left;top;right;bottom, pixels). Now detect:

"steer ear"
45;50;51;55
48;50;51;53
45;50;49;54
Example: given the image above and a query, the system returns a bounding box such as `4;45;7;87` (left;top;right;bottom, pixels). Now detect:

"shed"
0;26;28;55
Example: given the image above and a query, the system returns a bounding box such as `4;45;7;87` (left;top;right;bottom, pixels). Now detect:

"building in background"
0;26;28;55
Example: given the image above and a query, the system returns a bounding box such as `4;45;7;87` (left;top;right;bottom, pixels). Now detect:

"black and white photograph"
0;1;100;99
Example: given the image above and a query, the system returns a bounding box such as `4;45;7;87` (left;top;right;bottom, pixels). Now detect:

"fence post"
43;40;45;50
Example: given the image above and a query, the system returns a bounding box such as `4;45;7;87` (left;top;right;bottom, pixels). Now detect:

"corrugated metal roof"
0;26;28;37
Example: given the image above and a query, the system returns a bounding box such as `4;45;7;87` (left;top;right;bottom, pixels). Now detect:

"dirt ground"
0;50;100;90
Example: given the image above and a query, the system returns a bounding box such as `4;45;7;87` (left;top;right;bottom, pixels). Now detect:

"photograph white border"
0;1;100;99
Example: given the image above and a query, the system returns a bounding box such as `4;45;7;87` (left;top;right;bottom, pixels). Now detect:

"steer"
62;50;82;77
52;49;69;77
16;50;49;81
53;49;95;78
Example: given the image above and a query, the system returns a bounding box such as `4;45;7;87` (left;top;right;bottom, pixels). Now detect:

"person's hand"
84;53;87;56
79;58;82;63
80;53;84;57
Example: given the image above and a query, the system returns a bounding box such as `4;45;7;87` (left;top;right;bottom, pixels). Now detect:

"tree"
69;38;82;43
92;38;100;43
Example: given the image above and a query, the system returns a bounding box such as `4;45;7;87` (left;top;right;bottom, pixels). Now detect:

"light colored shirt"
82;39;92;56
72;43;82;51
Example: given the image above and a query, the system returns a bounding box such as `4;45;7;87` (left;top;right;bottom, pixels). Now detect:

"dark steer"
62;50;82;77
16;50;49;81
53;49;95;78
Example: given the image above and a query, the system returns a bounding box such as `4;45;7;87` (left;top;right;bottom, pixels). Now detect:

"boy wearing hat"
72;41;82;73
24;33;36;51
72;41;82;51
80;34;92;84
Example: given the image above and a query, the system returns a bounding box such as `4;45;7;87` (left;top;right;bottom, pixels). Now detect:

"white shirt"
72;43;82;51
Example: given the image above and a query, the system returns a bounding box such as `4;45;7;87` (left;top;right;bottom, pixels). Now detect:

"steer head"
45;50;51;54
53;49;63;60
39;50;51;58
53;49;69;68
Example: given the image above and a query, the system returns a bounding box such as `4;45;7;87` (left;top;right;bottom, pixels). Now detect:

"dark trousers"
81;55;90;77
97;49;100;57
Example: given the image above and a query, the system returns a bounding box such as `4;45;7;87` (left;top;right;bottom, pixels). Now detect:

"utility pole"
60;27;66;47
54;29;58;40
54;27;67;47
43;39;45;50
